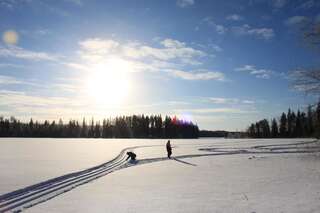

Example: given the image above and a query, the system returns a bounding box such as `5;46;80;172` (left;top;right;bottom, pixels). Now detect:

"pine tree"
81;118;87;137
271;118;279;138
94;121;101;138
279;113;287;137
300;112;307;137
260;119;271;138
307;105;314;136
247;124;256;137
287;109;293;137
316;101;320;137
88;118;94;137
294;110;302;137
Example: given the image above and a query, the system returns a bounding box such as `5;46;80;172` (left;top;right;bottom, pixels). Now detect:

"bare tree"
304;21;320;48
291;21;320;95
291;68;320;95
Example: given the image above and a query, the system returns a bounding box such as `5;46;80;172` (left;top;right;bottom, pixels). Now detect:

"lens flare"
179;113;194;124
3;30;19;45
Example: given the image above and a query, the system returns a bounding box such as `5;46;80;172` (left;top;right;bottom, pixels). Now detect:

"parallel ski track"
0;145;150;213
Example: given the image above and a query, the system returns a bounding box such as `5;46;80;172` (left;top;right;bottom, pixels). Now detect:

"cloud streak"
226;14;243;21
208;98;254;104
284;16;309;26
175;107;257;114
235;65;274;79
272;0;287;9
201;18;274;40
0;45;59;61
0;75;23;85
168;69;225;81
232;24;274;40
202;17;228;34
176;0;194;8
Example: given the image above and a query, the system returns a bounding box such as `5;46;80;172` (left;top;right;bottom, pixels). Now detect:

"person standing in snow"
166;140;172;159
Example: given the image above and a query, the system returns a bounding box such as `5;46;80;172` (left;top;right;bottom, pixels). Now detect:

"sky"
0;0;319;131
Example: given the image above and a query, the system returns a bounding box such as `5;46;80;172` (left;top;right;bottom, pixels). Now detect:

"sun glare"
86;57;131;105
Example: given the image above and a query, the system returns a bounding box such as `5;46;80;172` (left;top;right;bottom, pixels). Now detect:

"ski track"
0;140;319;212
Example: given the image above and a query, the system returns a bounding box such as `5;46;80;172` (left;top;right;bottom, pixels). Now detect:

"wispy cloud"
0;75;23;85
0;90;73;107
161;39;186;48
226;14;243;21
0;0;15;9
65;0;83;6
249;0;287;10
176;0;194;8
208;97;238;104
203;17;228;34
209;44;223;52
125;39;205;62
205;97;256;105
168;69;225;81
78;38;119;62
284;16;309;26
296;0;319;10
0;63;23;68
272;0;287;9
242;100;255;104
0;75;76;95
39;1;70;17
0;45;59;61
20;29;52;38
79;38;119;53
0;0;71;17
235;65;274;79
0;0;31;9
175;107;257;114
232;24;274;40
0;90;98;120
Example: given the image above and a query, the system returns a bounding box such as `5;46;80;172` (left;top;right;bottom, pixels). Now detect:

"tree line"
247;102;320;138
199;130;228;137
0;115;199;138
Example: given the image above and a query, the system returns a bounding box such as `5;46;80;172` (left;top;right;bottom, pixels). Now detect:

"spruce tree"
271;118;279;138
279;113;287;137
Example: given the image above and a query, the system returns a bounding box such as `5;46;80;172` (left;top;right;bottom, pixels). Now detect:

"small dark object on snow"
126;151;136;161
166;140;172;159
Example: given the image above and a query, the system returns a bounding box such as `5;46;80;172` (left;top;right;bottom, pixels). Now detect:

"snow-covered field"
0;138;320;212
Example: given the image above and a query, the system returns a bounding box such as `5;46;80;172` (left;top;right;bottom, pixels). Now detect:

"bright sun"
86;57;131;105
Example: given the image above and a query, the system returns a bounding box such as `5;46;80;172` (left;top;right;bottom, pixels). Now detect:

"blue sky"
0;0;319;130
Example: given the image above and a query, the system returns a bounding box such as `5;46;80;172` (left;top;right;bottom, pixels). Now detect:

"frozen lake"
0;138;319;212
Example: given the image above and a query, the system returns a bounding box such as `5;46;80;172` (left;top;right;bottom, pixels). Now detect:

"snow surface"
0;138;320;212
